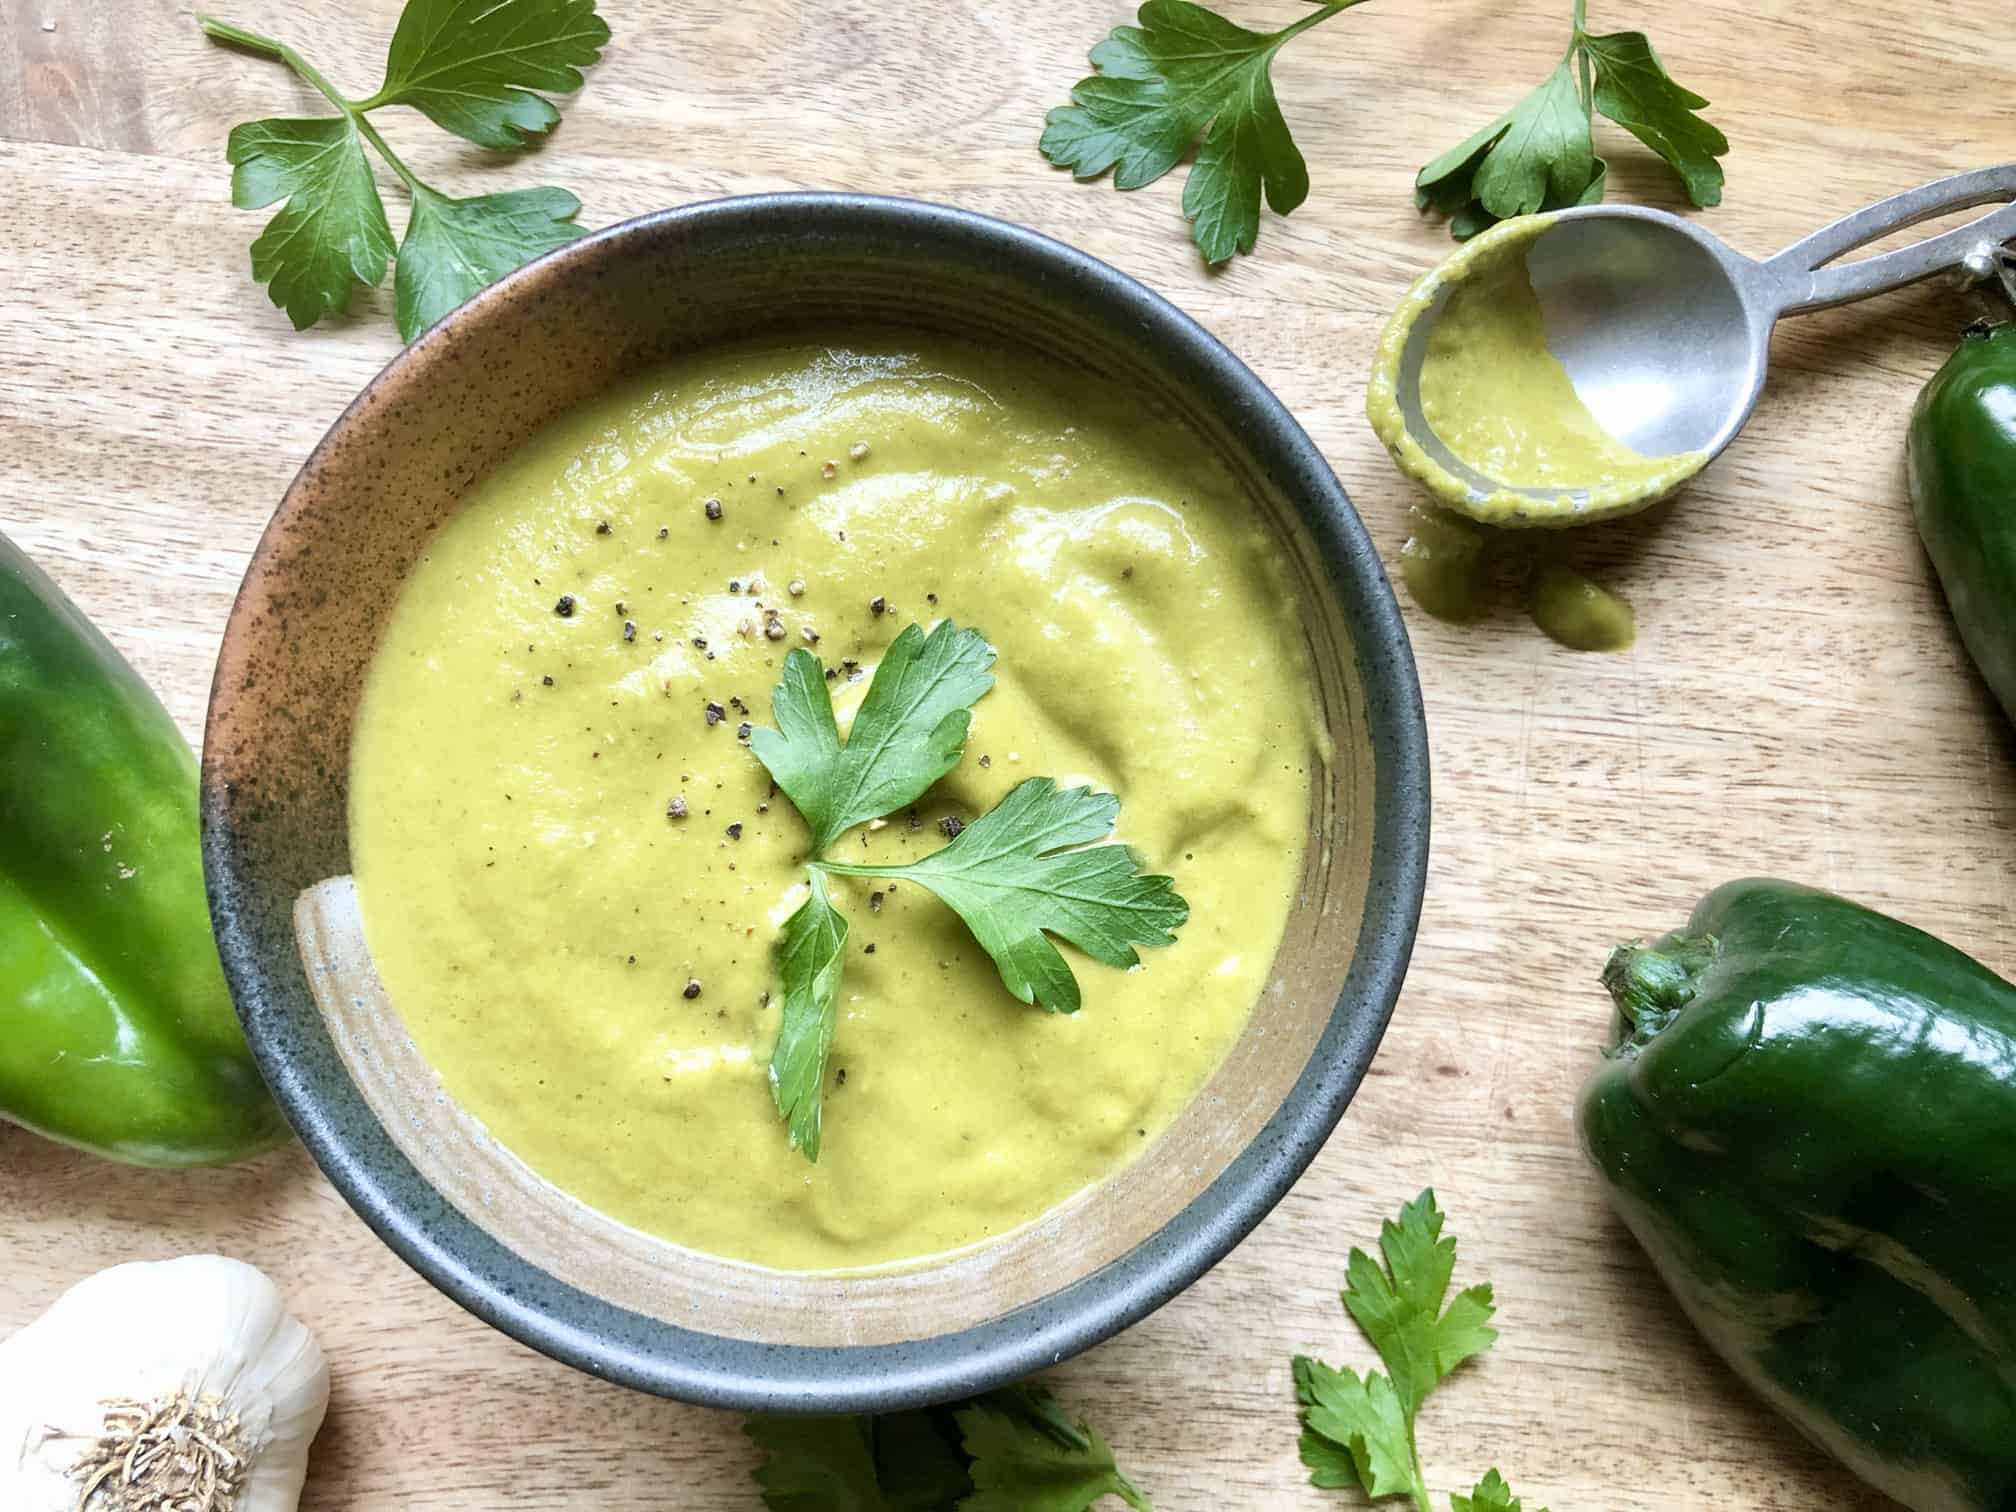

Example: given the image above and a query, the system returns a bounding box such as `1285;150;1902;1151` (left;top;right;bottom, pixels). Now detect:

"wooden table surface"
4;1;2011;1506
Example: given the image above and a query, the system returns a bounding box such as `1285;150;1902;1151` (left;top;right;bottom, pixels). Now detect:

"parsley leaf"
1417;8;1726;240
366;0;611;150
395;184;585;339
769;873;851;1162
745;1416;889;1512
825;779;1187;1015
1040;0;1364;265
224;118;395;330
1580;31;1728;209
873;1410;977;1511
1299;1421;1363;1492
746;1384;1152;1512
1451;1469;1549;1512
957;1387;1154;1511
199;0;604;339
1419;61;1594;228
1294;1357;1418;1499
751;622;997;856
1295;1192;1514;1510
979;1385;1108;1454
1341;1190;1498;1415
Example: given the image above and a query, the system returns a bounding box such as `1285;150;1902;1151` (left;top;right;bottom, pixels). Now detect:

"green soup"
348;336;1320;1270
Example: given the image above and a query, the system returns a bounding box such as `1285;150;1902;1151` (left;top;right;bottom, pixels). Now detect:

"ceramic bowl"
202;194;1429;1413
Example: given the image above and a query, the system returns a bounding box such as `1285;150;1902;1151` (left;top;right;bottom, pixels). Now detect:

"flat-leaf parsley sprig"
745;1380;1154;1511
1041;0;1727;262
197;0;608;339
1041;0;1367;266
1417;0;1727;241
749;621;1189;1162
1294;1192;1550;1512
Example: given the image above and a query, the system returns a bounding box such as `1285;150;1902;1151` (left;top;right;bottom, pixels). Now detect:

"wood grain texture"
3;1;2011;1506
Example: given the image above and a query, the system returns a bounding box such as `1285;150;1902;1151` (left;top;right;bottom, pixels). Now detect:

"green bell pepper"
1;529;287;1165
1907;319;2016;726
1579;879;2016;1512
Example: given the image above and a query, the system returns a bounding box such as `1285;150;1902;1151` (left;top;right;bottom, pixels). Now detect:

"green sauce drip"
1397;508;1636;653
1530;562;1636;651
1398;507;1490;621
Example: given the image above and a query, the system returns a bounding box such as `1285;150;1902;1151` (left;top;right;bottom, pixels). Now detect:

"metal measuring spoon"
1381;164;2016;517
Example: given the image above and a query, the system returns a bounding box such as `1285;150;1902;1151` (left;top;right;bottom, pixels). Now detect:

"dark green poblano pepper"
1908;317;2016;726
1;529;287;1165
1580;879;2016;1512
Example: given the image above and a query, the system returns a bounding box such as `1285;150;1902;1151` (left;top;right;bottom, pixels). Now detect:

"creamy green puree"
1368;215;1705;526
349;336;1319;1271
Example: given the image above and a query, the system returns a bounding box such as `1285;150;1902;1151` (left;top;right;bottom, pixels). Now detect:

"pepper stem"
1601;934;1717;1046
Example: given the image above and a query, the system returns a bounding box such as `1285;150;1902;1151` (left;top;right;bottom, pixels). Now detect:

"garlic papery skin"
0;1255;329;1512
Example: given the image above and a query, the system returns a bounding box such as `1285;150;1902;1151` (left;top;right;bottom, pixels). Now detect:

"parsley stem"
198;15;359;117
1567;0;1594;126
1401;1417;1432;1512
193;13;286;61
812;859;911;878
1275;0;1365;45
353;115;427;196
195;11;427;195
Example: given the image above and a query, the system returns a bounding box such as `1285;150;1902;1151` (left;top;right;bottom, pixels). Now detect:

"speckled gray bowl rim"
204;193;1430;1414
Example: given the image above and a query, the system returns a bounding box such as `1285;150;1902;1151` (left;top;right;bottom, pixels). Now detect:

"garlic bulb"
0;1255;328;1512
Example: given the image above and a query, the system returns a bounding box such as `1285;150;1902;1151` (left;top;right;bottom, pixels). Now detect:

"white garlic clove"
0;1254;329;1512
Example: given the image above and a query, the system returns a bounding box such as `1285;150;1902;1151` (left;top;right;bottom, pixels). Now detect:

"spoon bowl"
1523;213;1760;459
1379;165;2016;520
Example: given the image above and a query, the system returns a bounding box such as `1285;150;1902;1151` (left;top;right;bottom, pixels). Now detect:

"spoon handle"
1762;164;2016;316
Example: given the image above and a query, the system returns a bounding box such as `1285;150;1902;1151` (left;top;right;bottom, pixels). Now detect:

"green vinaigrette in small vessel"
1372;216;1688;649
1369;214;1705;526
